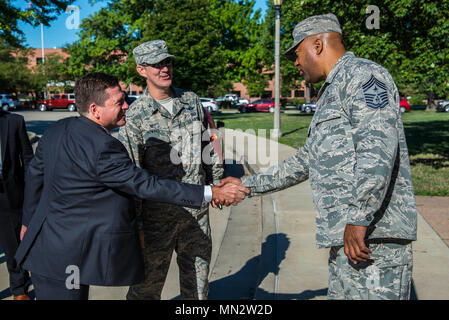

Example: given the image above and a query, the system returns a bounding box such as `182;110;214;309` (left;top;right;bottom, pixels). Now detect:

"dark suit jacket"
15;116;204;286
0;111;34;213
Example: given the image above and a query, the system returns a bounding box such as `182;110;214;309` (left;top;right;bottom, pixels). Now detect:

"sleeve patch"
362;75;389;109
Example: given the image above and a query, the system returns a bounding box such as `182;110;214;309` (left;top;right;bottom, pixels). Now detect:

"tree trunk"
426;79;436;111
426;91;436;111
305;82;311;103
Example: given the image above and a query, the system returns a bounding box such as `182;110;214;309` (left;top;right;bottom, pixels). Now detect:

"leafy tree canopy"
0;0;75;47
260;0;449;106
67;0;265;97
0;40;32;93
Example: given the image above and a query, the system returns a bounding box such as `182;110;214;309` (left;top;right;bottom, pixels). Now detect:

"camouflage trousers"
327;241;413;300
127;207;212;300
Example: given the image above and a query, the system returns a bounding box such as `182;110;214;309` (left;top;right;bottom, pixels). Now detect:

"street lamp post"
272;0;282;139
41;22;46;99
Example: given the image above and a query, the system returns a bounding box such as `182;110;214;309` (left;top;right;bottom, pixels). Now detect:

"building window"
36;57;43;64
294;90;304;98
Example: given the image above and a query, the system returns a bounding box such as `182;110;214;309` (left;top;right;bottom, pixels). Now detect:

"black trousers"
0;191;30;296
31;273;90;300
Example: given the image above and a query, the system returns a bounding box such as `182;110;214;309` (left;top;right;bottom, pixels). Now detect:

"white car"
217;94;239;104
200;97;219;113
237;98;250;105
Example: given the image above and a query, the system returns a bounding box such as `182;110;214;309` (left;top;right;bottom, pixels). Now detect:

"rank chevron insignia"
362;75;389;109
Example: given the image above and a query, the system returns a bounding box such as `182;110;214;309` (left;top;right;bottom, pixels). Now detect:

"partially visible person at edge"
118;39;224;300
219;13;417;300
0;108;33;300
15;72;248;300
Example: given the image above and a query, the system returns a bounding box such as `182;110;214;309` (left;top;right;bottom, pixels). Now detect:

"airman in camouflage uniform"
237;14;418;299
118;40;224;300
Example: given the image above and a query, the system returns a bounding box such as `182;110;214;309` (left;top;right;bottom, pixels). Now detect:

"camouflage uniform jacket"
242;52;418;248
118;87;224;226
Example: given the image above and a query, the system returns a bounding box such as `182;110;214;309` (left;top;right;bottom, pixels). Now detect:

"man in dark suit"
16;72;248;300
0;109;34;300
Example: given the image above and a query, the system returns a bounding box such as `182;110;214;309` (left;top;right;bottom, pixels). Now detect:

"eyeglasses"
140;58;173;69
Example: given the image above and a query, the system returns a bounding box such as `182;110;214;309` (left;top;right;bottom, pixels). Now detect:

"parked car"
200;97;219;113
399;98;411;113
237;102;253;113
436;100;449;112
1;94;20;111
217;94;239;104
299;101;317;114
239;98;276;113
236;98;250;105
38;93;76;112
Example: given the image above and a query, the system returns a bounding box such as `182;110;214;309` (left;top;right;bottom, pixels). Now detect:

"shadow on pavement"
25;120;57;135
207;233;292;300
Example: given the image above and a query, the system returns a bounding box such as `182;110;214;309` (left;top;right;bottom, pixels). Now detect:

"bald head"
292;32;346;83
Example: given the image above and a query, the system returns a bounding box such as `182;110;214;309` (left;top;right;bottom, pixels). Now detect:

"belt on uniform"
365;238;412;245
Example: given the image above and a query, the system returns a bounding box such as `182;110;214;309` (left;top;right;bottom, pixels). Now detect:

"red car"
400;98;410;113
238;98;275;113
38;93;77;112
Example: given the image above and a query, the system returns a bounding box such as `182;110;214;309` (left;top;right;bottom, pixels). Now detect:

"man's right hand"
211;182;249;207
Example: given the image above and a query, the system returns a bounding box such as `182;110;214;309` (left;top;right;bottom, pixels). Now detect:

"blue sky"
19;0;269;49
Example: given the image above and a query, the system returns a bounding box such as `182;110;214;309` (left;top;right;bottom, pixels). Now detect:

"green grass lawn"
214;110;449;196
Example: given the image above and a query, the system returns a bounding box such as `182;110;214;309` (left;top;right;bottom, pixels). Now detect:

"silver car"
1;94;20;111
299;101;316;114
436;100;449;112
200;97;219;113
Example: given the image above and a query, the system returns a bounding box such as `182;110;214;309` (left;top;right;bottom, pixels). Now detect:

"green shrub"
409;94;426;106
285;98;306;107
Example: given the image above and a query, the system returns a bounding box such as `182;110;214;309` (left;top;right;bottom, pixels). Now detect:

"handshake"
210;177;247;208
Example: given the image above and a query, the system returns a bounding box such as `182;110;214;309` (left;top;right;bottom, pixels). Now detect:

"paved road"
15;109;78;135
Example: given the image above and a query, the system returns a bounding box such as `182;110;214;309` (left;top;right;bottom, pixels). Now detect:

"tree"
67;0;264;97
0;0;75;47
0;41;33;94
260;0;449;108
0;39;72;101
30;51;72;98
244;71;270;97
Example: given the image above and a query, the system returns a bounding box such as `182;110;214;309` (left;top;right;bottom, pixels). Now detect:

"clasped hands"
210;177;247;208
